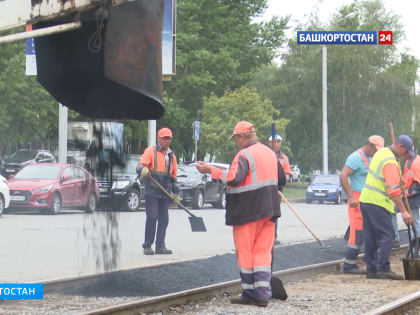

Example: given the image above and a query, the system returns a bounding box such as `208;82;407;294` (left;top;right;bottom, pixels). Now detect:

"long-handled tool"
388;122;420;279
278;190;331;249
400;185;419;258
271;245;288;300
147;174;207;232
268;123;288;300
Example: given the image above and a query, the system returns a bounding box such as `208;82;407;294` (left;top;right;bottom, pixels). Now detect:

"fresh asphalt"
61;232;409;298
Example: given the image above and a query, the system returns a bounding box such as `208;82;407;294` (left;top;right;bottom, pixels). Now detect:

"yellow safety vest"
359;147;400;213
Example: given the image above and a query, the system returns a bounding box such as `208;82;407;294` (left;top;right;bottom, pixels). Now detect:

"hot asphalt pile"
61;232;409;298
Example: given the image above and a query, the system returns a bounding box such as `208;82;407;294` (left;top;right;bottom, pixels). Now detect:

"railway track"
79;246;419;315
366;291;420;315
1;241;418;314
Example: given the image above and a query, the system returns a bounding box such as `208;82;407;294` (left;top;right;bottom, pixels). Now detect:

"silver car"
0;175;10;216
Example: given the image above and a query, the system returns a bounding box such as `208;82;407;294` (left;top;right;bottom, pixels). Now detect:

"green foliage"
163;0;288;160
0;36;58;154
199;86;287;162
248;0;419;172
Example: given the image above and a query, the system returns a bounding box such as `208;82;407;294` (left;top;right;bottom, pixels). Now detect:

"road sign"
25;25;37;76
193;120;200;141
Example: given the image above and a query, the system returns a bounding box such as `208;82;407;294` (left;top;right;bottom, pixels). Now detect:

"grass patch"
282;182;307;199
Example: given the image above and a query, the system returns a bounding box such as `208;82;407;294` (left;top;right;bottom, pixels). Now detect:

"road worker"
359;135;413;280
136;127;179;255
339;135;384;274
268;134;291;245
401;152;420;241
196;121;286;307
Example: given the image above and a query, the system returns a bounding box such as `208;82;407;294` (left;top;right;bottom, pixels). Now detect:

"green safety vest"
359;147;400;213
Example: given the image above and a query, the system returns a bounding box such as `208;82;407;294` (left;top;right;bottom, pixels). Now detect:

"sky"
263;0;420;61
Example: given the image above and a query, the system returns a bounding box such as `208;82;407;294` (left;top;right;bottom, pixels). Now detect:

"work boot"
230;296;268;307
366;272;377;279
155;247;172;254
371;271;403;280
143;247;154;255
343;267;366;275
392;240;401;249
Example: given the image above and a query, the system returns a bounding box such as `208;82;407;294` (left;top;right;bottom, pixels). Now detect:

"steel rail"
365;290;420;315
80;246;409;315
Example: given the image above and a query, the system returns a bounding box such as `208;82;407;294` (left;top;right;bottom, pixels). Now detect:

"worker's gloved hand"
402;211;413;225
171;193;180;203
140;167;150;179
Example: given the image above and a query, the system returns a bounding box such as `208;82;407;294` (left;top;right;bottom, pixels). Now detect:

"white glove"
140;167;150;179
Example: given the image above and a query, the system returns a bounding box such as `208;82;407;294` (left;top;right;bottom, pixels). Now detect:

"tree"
162;0;288;160
0;34;59;155
199;86;287;162
248;0;419;173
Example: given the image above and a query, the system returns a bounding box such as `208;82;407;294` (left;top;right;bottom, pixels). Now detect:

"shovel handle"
278;190;328;248
145;174;197;218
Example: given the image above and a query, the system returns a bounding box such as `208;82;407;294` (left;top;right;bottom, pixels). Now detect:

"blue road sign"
193;121;200;141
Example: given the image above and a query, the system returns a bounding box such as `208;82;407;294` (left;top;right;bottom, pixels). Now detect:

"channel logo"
297;31;392;45
0;283;43;300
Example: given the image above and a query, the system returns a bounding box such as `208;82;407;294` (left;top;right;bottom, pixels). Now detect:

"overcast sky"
263;0;420;60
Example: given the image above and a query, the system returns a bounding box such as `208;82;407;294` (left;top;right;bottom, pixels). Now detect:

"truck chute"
0;0;165;120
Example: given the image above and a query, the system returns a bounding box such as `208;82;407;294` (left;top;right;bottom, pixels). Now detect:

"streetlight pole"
322;45;328;174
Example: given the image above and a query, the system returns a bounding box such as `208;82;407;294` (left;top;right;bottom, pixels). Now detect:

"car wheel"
306;199;312;204
215;190;226;209
0;195;4;217
125;189;140;211
49;193;62;215
85;193;97;213
335;193;341;205
319;200;324;204
192;189;204;209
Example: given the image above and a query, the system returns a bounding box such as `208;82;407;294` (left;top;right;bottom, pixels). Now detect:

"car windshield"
113;158;138;174
14;165;61;180
178;166;201;178
10;150;37;160
312;176;339;185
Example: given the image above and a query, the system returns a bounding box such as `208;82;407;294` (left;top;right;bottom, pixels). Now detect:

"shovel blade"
271;277;288;300
402;258;420;280
188;216;207;232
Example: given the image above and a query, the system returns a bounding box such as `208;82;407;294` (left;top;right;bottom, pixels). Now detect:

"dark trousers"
143;195;170;249
360;202;393;273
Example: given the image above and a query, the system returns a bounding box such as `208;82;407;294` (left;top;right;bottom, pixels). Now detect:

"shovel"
271;244;288;300
147;174;207;232
399;182;420;279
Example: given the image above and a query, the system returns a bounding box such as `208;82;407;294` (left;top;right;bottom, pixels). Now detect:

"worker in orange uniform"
268;134;291;245
402;152;420;241
196;121;286;307
359;135;413;280
339;135;384;274
136;127;179;255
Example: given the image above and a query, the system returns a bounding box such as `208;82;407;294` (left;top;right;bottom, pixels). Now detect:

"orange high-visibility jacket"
138;144;179;198
211;140;284;225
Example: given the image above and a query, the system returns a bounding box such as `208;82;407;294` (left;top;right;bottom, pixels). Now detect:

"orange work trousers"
347;191;363;246
233;216;274;302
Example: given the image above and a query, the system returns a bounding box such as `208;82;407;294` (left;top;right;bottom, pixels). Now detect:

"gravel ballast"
0;232;413;314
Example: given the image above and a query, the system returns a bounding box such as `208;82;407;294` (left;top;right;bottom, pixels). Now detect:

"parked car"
1;149;56;178
290;164;301;182
177;164;226;209
0;175;10;216
7;163;99;214
306;174;347;204
97;154;143;211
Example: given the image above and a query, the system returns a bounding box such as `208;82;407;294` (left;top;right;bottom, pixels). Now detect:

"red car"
7;163;99;214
